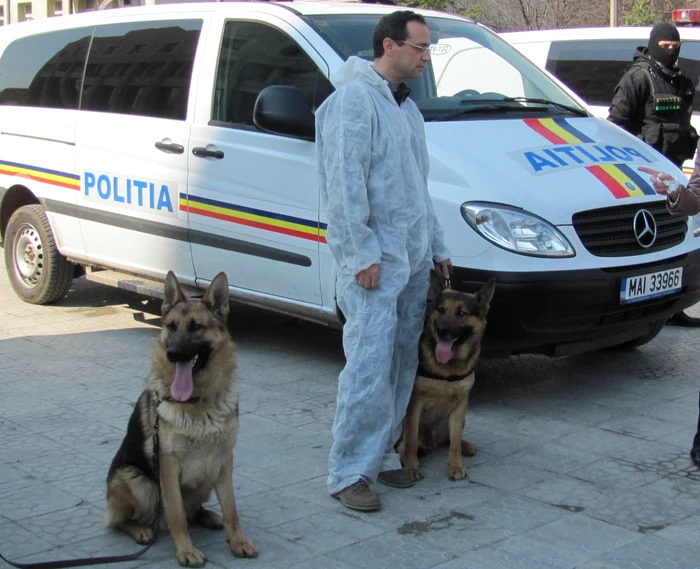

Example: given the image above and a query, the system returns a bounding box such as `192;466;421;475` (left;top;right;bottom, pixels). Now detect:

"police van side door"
75;16;208;284
187;14;330;303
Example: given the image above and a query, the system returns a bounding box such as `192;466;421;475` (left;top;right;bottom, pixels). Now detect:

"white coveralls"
315;57;450;495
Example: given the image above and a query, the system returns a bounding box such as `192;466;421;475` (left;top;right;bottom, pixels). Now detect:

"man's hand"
637;166;680;198
356;264;380;289
434;259;453;280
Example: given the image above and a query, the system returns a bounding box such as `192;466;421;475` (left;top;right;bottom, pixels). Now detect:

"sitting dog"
104;271;257;567
399;271;495;481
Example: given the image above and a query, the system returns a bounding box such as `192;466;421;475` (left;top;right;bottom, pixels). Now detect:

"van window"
546;39;700;113
545;39;643;107
212;21;332;126
679;40;700;113
306;14;585;122
0;28;93;109
80;20;202;120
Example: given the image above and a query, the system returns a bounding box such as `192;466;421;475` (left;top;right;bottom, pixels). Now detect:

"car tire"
4;204;73;305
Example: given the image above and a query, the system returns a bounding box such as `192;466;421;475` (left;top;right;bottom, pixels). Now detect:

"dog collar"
417;366;474;383
162;396;200;404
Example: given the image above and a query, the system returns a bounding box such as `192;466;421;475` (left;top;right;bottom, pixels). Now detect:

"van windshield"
306;14;588;121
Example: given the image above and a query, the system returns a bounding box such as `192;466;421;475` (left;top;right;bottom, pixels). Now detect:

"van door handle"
192;147;224;159
155;141;184;154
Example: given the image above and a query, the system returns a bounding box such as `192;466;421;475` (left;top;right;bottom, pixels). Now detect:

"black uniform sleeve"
607;67;649;136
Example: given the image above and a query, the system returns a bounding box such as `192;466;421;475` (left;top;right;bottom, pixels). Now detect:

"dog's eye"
456;309;467;317
189;321;203;331
166;322;177;332
437;306;446;315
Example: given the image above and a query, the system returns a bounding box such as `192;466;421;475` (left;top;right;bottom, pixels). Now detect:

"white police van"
501;26;700;175
0;1;698;358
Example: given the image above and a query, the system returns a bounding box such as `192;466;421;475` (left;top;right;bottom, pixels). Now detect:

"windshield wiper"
499;97;588;117
428;104;547;122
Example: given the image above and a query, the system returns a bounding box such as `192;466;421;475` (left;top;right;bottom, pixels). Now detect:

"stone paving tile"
525;515;641;557
328;532;455;569
202;527;317;569
594;535;700;569
15;504;106;546
236;489;326;530
597;415;689;442
0;481;82;521
466;457;552;491
272;511;386;554
507;442;603;475
458;532;593;569
566;457;668;490
652;514;700;550
0;518;56;560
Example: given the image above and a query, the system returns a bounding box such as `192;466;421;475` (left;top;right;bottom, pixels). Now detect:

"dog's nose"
166;350;193;363
436;325;451;339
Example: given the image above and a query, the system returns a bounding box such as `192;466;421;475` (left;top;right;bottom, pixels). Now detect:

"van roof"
501;26;700;44
0;0;468;36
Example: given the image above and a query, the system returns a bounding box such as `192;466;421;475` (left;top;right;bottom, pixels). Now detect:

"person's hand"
434;259;453;280
356;264;380;289
637;166;679;196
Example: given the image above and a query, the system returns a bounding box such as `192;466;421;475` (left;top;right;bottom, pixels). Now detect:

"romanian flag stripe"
524;118;655;199
551;118;595;143
0;159;80;190
180;194;327;244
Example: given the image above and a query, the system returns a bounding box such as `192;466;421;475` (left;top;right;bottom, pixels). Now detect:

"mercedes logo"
633;209;657;248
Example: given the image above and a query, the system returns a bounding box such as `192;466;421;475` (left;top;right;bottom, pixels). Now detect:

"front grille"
572;201;688;257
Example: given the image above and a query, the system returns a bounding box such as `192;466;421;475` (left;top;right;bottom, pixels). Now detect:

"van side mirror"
253;86;315;140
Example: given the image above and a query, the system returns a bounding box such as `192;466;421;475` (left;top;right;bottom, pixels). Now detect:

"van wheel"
4;205;73;304
611;317;667;350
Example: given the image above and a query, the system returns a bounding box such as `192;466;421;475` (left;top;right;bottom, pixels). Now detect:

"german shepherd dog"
399;271;495;481
104;271;257;567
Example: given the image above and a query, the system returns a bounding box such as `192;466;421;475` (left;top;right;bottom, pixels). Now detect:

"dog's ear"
429;269;445;300
475;278;496;314
162;270;187;316
202;272;230;324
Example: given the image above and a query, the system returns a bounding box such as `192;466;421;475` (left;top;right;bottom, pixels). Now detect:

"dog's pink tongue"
435;340;456;364
171;360;195;402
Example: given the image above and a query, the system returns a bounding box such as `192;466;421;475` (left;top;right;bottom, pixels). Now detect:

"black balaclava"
648;22;681;69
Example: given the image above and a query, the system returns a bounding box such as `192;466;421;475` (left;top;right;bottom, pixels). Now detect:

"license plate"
620;267;683;304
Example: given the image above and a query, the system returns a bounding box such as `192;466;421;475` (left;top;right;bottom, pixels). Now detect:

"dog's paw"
406;466;424;481
229;537;258;558
196;508;224;530
132;526;154;544
176;546;207;567
461;440;477;457
448;463;468;480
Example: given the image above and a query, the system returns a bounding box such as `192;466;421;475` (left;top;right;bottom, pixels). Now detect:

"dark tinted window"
212;21;332;126
545;39;642;107
0;28;92;108
80;19;202;119
678;40;700;112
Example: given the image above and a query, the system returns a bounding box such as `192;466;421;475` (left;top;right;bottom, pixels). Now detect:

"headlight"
693;212;700;237
461;202;575;257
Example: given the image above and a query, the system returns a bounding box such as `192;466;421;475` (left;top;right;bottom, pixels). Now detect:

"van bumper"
452;250;700;357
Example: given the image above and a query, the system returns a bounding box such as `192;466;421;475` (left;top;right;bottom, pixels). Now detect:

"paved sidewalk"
0;264;699;569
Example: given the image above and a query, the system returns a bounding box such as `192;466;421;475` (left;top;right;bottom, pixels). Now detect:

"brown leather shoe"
377;469;415;488
334;480;380;512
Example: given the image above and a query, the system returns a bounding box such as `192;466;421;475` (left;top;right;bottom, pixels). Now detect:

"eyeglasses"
398;40;432;55
658;40;681;48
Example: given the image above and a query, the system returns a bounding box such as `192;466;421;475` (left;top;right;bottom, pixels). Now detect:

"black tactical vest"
637;62;697;166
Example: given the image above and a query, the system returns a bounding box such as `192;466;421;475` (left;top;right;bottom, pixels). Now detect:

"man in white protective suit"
315;10;453;512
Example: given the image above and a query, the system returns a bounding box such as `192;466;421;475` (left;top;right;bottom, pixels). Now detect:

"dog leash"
0;402;163;569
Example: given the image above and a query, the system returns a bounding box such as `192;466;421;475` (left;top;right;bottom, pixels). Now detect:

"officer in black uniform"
609;22;700;327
